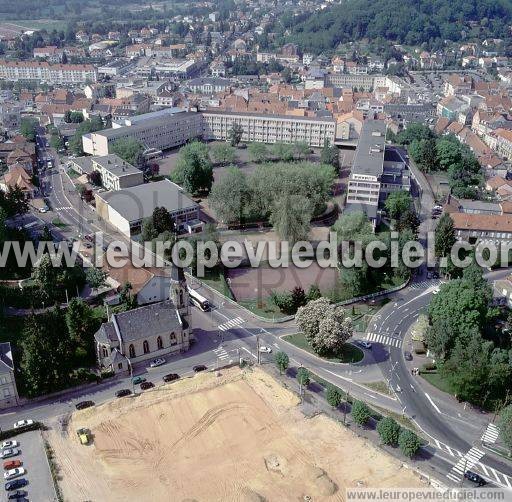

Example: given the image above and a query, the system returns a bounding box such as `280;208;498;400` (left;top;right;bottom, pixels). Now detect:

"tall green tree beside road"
295;297;354;356
398;429;421;458
275;351;289;375
86;267;107;290
434;213;456;258
20;117;38;142
65;297;96;350
296;367;310;395
21;308;74;397
377;417;401;446
384;190;412;220
498;405;512;451
351;400;371;426
325;384;343;408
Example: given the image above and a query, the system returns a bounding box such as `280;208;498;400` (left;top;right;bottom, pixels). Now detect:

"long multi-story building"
83;109;337;155
324;73;387;91
83;109;204;156
202;110;336;147
0;60;97;84
345;120;411;228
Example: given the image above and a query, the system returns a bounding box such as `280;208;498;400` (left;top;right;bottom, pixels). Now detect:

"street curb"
278;333;366;367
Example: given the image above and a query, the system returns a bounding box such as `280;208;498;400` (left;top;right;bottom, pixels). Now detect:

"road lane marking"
424;393;441;414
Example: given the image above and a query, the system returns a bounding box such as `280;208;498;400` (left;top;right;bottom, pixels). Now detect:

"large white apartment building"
0;60;97;84
83;109;204;156
83;109;337;155
202;111;336;147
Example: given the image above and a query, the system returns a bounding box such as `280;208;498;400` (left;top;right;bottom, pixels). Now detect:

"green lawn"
238;298;288;320
196;267;233;299
420;372;455;395
361;381;393;396
283;332;364;363
51;218;68;228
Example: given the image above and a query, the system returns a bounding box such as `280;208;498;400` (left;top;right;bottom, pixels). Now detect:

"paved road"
9;138;511;490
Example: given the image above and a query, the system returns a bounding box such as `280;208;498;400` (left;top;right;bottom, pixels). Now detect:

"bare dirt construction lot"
47;368;424;502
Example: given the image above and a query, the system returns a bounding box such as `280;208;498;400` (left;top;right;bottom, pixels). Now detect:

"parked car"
193;365;207;373
140;382;154;390
1;441;17;450
4;468;25;480
4;478;27;491
75;400;94;410
464;471;486;486
7;489;27;499
115;389;131;398
356;340;372;349
404;351;413;361
3;460;21;470
132;376;146;385
163;373;179;383
13;420;33;429
0;450;19;460
150;358;165;368
258;346;272;353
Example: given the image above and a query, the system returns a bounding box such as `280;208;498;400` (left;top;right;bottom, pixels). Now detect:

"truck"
76;427;91;445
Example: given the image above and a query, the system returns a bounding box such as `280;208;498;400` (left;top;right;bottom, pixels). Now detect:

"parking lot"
1;430;56;501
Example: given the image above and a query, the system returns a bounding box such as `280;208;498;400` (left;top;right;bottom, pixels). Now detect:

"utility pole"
256;335;261;364
343;391;349;425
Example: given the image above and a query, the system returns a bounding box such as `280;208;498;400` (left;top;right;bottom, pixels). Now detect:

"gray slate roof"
351;120;387;177
112;299;182;343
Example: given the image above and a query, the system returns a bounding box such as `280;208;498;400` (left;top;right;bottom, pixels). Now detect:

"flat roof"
202;109;336;123
96;179;197;223
351;120;386;177
92;154;140;177
95;111;200;140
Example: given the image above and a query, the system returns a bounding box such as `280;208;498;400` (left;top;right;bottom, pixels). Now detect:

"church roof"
170;264;185;283
111;299;182;343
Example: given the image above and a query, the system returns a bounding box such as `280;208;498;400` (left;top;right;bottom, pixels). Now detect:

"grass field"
420;372;454;395
238;297;288;319
283;332;364;363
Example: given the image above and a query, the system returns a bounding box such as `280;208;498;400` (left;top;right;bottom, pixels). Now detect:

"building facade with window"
0;343;19;409
94;267;191;373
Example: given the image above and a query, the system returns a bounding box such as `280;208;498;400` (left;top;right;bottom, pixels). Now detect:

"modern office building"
345;120;411;228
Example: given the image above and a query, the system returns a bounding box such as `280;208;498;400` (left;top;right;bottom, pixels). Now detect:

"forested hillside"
285;0;512;53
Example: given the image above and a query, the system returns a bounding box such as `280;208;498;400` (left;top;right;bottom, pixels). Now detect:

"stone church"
94;266;191;373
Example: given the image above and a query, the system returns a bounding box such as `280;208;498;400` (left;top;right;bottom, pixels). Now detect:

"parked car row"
3;436;29;499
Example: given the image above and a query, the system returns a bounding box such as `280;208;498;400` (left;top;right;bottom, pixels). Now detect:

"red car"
3;460;21;470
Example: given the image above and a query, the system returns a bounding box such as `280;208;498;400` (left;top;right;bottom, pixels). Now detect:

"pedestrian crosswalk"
54;206;72;211
213;346;229;360
434;438;512;489
481;423;500;444
366;332;403;348
218;316;245;331
409;279;443;290
446;447;485;483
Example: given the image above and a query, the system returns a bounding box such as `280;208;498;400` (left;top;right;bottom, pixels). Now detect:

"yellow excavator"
76;427;91;445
